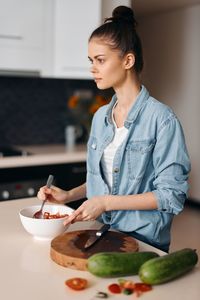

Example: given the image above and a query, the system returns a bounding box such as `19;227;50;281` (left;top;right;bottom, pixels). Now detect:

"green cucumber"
87;251;159;277
139;248;198;285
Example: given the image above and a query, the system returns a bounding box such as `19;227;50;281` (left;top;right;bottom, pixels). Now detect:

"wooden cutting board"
50;230;139;271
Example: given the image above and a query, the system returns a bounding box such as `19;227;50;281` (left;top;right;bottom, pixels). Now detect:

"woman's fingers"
37;187;47;201
63;200;98;226
63;208;82;225
38;185;62;200
63;205;92;225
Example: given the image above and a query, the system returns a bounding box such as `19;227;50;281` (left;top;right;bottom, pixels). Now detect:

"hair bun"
112;6;137;28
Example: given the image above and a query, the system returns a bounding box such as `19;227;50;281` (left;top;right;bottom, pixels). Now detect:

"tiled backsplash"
0;76;112;146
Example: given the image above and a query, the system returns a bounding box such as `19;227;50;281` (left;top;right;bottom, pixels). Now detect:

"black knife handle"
96;224;110;236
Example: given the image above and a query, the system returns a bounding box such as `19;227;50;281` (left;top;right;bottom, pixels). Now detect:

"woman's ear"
124;53;135;70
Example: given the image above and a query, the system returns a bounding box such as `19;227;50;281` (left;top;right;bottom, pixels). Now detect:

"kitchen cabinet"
0;0;51;75
52;0;101;79
0;0;101;78
45;0;134;78
0;0;133;78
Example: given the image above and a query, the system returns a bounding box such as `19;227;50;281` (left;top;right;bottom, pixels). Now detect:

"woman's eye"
98;59;104;64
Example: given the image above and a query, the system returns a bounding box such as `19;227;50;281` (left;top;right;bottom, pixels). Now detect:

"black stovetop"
0;146;31;157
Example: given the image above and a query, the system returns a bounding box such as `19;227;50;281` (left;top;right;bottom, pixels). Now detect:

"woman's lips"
94;78;102;82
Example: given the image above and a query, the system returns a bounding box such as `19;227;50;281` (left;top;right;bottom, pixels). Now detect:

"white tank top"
101;104;128;191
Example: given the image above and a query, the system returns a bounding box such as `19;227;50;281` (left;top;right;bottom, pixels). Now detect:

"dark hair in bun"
89;6;143;74
107;5;137;29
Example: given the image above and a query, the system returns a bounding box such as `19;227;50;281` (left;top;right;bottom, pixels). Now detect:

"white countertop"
0;144;87;168
1;198;199;300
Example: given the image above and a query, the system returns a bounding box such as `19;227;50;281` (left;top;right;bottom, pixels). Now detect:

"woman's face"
88;38;128;90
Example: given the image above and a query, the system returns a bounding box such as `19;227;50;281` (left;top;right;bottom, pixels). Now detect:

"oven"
0;148;86;209
0;145;40;200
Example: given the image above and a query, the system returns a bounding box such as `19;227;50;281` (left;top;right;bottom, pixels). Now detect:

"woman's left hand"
63;196;106;225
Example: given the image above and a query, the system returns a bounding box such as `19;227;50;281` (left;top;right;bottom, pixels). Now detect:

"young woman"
38;6;190;252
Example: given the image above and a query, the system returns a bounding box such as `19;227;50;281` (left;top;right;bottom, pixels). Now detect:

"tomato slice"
108;283;121;294
65;277;88;290
134;283;152;292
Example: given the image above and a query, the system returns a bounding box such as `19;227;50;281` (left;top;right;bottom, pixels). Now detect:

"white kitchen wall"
137;4;200;202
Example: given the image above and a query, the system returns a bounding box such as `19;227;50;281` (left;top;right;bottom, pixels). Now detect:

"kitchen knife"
83;224;110;250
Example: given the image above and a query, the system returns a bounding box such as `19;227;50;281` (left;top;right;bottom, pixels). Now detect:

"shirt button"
113;167;119;173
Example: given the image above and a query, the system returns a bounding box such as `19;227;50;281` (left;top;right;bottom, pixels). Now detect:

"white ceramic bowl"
19;204;74;240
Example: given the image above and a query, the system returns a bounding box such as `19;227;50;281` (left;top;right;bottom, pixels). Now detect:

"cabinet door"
54;0;101;79
0;0;51;73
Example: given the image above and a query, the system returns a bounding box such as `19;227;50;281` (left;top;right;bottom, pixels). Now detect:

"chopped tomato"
43;211;69;219
134;283;152;292
108;283;121;294
65;277;88;290
107;280;152;297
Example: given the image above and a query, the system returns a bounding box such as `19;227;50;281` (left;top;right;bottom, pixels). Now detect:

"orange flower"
89;103;101;114
95;95;109;106
68;95;79;109
68;94;110;116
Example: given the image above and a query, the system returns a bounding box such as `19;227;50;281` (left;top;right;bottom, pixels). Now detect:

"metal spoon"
33;174;54;219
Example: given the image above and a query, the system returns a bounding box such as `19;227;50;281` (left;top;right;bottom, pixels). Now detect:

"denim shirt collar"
105;85;149;129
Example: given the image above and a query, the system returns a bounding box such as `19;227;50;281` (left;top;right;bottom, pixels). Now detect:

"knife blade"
83;224;110;250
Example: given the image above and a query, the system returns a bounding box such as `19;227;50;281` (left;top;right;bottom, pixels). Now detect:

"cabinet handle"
72;166;86;174
0;34;23;40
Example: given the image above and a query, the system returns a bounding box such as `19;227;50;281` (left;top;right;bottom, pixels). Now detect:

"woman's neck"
112;74;141;128
115;81;141;110
114;74;141;110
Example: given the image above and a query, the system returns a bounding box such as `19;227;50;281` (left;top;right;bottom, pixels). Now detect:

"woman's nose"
90;64;98;74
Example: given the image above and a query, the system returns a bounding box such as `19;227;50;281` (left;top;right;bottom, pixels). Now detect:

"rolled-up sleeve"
152;115;191;215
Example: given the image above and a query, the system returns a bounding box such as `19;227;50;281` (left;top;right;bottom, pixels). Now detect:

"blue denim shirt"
86;85;190;251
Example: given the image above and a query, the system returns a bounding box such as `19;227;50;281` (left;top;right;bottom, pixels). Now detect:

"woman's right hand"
37;185;70;205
